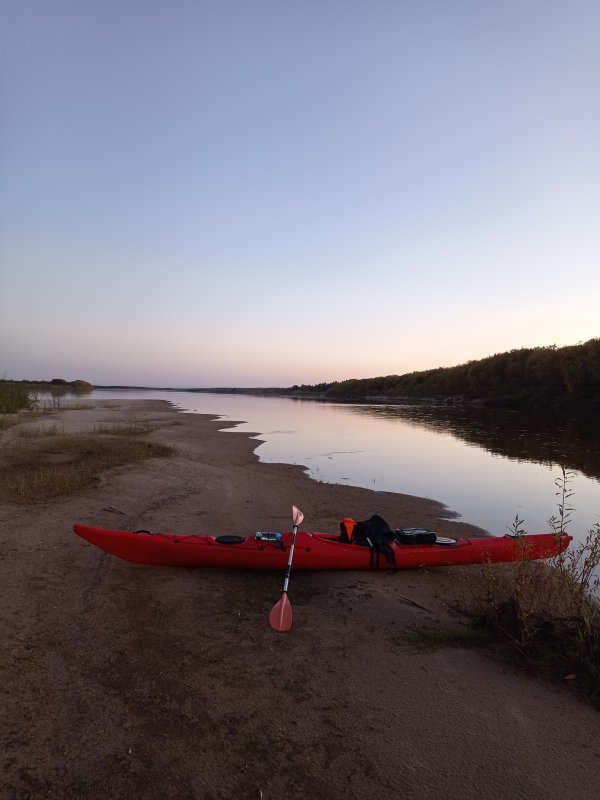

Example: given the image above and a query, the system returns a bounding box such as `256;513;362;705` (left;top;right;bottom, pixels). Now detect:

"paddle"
268;505;304;632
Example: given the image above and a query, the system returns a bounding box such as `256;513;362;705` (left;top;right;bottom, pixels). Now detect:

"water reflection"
351;404;600;484
33;384;94;408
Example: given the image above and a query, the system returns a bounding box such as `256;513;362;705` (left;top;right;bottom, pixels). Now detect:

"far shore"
1;399;599;800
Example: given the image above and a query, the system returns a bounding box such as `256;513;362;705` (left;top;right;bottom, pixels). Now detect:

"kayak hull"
73;524;571;570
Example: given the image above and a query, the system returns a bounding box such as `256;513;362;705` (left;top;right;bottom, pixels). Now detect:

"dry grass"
447;469;600;706
0;411;48;431
0;414;25;432
0;408;48;432
0;402;94;432
0;426;173;503
454;529;600;706
91;419;157;436
53;403;95;411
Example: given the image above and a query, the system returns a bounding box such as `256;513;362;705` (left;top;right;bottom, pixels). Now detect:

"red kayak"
73;524;571;570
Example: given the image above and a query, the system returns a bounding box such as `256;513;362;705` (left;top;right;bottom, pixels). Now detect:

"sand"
1;399;599;800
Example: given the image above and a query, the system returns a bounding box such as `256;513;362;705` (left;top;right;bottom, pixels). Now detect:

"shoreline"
2;399;599;800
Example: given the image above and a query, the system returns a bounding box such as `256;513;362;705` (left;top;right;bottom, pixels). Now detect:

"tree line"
321;339;600;406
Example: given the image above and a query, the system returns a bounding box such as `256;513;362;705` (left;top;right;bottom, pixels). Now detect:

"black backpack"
341;514;397;567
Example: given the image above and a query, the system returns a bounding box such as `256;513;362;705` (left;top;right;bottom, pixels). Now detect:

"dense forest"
320;339;600;407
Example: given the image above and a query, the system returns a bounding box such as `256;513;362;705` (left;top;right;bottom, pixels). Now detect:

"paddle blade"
269;592;292;632
292;505;304;527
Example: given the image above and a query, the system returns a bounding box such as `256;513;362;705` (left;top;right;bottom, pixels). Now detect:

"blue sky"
2;0;599;386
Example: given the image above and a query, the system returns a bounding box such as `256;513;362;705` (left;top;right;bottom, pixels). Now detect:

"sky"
1;0;599;387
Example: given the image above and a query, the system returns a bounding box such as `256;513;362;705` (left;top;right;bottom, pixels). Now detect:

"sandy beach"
1;399;599;800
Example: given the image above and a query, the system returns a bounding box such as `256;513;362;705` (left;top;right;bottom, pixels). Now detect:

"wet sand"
1;400;599;799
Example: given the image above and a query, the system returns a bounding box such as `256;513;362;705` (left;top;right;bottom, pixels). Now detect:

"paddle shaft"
281;523;300;593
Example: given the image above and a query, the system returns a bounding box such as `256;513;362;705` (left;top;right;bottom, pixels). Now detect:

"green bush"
0;381;33;413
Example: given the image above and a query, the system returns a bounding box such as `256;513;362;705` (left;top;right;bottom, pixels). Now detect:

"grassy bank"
405;536;600;707
413;472;600;706
0;419;173;503
460;525;600;705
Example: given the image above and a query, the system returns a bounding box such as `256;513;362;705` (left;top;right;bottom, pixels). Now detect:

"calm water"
81;388;600;546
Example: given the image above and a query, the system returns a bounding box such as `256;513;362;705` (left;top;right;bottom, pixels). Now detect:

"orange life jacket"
340;517;355;543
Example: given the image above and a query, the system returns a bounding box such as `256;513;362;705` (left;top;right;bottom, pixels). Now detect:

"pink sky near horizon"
2;1;599;387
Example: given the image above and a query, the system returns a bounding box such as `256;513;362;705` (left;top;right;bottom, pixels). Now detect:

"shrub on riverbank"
0;382;33;413
460;471;600;706
464;528;600;705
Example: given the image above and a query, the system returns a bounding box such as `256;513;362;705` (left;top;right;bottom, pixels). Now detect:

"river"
70;388;600;547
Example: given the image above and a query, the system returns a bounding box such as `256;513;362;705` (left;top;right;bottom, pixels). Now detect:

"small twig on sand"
398;594;434;613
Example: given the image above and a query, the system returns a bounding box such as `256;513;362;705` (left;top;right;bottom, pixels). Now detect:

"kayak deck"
73;524;571;570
